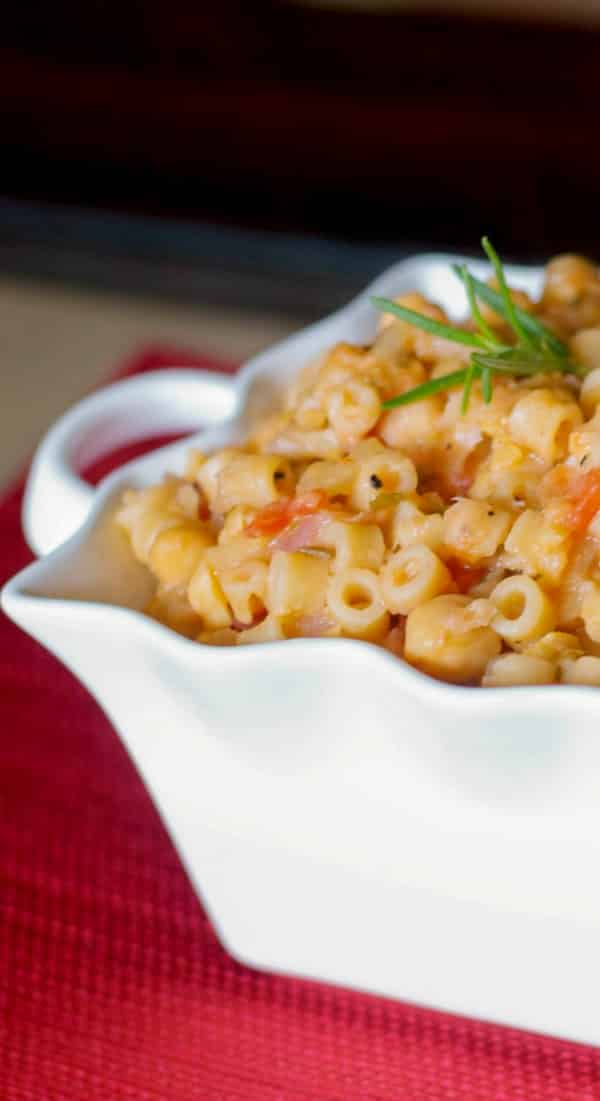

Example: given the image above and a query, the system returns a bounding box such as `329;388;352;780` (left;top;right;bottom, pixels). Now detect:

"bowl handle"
22;368;237;556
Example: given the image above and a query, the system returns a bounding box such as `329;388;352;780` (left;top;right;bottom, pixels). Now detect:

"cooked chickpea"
443;499;512;564
544;255;599;305
482;653;555;687
405;594;501;684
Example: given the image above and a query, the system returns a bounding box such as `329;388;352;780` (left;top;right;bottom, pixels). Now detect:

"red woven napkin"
1;347;599;1101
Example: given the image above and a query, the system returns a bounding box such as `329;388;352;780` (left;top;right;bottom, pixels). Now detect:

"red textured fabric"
1;347;600;1100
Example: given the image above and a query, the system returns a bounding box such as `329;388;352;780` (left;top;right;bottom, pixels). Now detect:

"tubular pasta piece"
351;449;417;511
236;615;285;645
219;560;268;625
267;551;330;617
381;544;452;615
188;563;232;629
490;575;556;644
326;568;390;641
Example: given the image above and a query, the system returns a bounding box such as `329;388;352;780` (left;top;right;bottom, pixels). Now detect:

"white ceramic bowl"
3;254;600;1047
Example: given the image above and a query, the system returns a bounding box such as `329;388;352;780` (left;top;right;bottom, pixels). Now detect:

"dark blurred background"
3;0;600;255
1;0;600;483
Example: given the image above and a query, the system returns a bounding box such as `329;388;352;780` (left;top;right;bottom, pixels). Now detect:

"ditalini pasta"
116;250;600;686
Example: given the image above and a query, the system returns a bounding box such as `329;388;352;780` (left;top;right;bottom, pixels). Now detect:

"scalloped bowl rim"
2;250;599;711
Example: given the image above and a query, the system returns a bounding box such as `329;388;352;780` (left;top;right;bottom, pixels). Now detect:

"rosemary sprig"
461;264;497;346
381;357;572;410
481;236;534;350
451;265;568;358
472;350;576;375
372;237;582;413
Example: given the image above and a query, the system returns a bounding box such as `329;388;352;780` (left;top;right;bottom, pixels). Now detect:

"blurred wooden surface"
2;3;600;256
0;198;407;491
0;273;295;490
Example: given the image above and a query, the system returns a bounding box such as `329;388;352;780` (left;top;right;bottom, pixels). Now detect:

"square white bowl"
3;253;600;1046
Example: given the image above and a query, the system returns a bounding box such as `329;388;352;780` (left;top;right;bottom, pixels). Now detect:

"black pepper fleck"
370;474;383;488
274;470;285;480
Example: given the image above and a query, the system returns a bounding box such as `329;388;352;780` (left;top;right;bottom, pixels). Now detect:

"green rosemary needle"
481;236;535;350
369;297;489;350
372;237;584;413
451;265;568;358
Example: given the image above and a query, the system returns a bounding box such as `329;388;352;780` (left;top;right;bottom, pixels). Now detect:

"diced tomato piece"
298;490;329;512
288;490;329;517
243;499;290;536
197;495;210;522
244;491;329;537
567;470;600;535
446;559;485;594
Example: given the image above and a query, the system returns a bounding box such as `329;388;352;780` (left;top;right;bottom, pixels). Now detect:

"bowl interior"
8;254;545;610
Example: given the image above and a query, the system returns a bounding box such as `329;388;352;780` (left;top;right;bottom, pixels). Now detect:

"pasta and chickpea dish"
116;241;600;687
